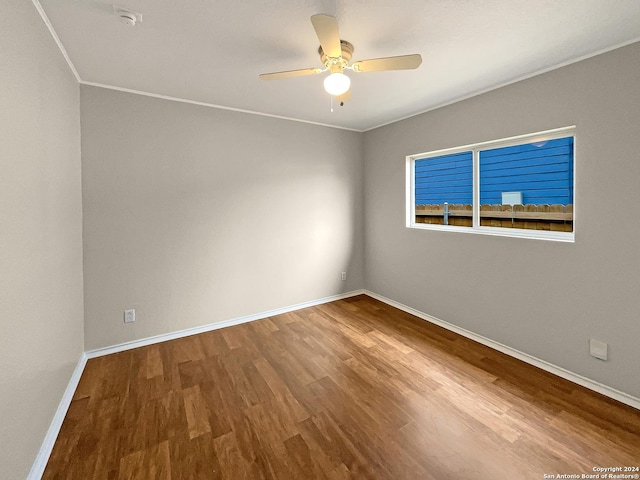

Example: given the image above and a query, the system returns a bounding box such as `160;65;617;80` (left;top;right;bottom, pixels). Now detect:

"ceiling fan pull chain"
330;94;334;113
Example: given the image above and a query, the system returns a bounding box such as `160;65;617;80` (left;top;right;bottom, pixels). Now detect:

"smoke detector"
114;6;142;27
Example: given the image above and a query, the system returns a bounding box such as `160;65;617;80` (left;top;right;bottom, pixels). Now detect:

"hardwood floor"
43;295;640;479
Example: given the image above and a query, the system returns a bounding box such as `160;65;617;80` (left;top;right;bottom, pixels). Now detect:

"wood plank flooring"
43;295;640;479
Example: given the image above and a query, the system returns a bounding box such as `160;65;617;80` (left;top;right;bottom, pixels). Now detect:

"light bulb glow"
323;72;351;96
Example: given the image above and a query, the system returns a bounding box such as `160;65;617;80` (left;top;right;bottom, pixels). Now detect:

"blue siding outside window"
479;137;573;205
414;151;472;205
414;137;574;206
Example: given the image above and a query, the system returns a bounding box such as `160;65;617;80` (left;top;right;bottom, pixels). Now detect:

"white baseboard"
27;352;88;480
364;290;640;411
86;289;366;359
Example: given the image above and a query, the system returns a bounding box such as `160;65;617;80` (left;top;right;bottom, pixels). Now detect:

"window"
414;151;473;227
407;127;575;241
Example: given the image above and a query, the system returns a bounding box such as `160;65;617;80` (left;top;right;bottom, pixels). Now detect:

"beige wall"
363;41;640;398
0;1;84;478
80;86;364;350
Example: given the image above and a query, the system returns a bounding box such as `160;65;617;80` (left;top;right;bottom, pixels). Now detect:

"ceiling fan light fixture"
323;72;351;96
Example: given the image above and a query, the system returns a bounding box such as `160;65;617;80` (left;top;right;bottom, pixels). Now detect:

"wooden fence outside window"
415;204;573;232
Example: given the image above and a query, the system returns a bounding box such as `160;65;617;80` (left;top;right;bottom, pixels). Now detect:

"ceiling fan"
259;14;422;105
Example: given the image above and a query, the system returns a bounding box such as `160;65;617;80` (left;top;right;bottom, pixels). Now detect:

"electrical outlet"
124;309;135;323
341;272;347;281
589;339;607;360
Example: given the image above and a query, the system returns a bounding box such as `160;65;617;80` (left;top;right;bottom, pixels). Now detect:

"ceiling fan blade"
336;90;351;104
352;54;422;73
259;67;323;81
311;14;342;58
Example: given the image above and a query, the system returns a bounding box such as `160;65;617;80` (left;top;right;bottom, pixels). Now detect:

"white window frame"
406;126;576;242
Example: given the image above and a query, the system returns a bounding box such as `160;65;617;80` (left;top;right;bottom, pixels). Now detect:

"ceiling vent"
113;6;142;27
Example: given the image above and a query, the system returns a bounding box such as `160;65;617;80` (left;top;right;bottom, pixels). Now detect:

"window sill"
407;223;575;243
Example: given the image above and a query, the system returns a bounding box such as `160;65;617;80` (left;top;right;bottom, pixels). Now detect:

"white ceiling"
38;0;640;131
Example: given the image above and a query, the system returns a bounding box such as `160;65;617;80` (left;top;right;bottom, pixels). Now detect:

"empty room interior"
2;0;640;478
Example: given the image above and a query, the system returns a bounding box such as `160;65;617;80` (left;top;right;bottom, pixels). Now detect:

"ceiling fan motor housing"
319;40;354;71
